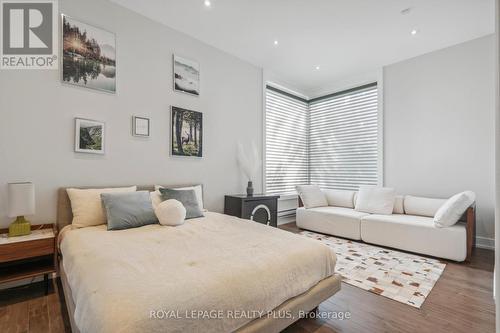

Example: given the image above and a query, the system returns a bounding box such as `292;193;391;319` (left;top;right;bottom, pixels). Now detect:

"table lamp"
7;182;35;237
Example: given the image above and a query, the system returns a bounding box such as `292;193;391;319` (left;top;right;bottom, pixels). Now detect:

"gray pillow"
101;191;158;230
158;188;204;219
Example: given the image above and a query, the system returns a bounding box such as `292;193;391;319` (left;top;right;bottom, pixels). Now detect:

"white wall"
384;35;496;245
0;0;263;228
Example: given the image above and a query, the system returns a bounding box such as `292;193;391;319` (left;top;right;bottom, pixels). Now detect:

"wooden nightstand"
0;224;57;294
224;194;280;227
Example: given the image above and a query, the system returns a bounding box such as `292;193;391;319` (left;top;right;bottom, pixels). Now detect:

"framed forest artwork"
62;15;116;93
171;107;203;157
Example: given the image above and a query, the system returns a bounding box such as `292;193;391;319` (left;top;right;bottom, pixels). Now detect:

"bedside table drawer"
0;238;55;263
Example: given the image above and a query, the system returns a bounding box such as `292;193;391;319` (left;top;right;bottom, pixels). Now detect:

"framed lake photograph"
132;116;150;137
75;118;105;154
173;55;199;96
62;15;116;93
171;107;202;157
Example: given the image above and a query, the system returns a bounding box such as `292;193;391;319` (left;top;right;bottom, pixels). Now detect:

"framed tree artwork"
171;107;203;157
62;15;116;93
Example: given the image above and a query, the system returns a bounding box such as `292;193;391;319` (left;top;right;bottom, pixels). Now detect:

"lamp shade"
8;182;35;218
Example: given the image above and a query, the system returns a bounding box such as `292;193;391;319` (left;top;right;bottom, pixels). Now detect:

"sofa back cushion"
354;186;396;215
404;195;446;217
354;192;405;214
393;195;405;214
296;185;328;208
323;189;355;208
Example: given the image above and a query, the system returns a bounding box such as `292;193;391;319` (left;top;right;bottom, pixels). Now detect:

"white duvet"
60;212;336;333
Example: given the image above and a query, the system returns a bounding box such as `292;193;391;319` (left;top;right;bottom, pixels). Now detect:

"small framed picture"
132;116;150;137
173;54;200;96
75;118;105;154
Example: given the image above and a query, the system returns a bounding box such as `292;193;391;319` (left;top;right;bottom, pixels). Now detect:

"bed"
56;185;341;333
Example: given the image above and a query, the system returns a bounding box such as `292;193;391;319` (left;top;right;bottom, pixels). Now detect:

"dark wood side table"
0;224;57;295
224;194;280;227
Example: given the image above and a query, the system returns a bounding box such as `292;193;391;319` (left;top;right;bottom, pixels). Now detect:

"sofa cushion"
404;195;446;217
393;195;404;214
296;185;328;208
323;189;355;208
354;186;396;215
355;192;404;214
434;191;475;227
360;214;466;261
296;206;368;240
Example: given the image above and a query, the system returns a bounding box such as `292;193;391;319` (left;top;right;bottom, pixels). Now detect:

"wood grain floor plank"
47;292;65;333
0;302;29;333
27;297;49;333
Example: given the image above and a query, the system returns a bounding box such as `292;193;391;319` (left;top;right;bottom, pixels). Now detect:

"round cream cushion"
155;199;186;226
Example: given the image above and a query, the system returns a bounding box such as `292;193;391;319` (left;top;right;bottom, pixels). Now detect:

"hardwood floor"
281;222;495;333
0;222;495;333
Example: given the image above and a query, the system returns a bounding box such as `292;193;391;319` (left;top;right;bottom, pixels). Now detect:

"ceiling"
110;0;495;97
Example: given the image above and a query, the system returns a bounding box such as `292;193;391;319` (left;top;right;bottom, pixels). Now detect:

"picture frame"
74;118;105;154
61;14;116;94
171;106;203;157
173;54;200;96
132;116;150;137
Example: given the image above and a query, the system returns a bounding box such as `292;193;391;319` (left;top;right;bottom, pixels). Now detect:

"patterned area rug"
300;231;446;308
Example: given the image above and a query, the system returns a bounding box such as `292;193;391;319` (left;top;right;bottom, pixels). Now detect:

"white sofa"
296;190;475;262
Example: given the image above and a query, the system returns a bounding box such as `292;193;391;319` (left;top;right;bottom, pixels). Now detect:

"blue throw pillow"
158;188;204;219
101;191;158;230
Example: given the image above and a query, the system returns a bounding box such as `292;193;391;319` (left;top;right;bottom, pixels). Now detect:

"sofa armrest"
465;205;476;262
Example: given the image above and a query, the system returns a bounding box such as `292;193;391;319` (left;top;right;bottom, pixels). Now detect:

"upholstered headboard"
56;184;202;230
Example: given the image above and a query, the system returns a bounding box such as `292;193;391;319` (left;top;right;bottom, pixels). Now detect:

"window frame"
263;78;384;196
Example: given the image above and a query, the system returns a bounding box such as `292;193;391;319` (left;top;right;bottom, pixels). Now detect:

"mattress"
60;212;337;333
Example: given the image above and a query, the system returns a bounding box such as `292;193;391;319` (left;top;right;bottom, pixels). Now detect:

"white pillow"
155;185;204;209
323;189;355;208
296;185;327;208
354;186;396;215
155;199;186;226
434;191;475;227
67;186;137;228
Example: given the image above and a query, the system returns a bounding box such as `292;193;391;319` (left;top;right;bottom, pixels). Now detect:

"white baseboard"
475;236;495;250
277;216;295;225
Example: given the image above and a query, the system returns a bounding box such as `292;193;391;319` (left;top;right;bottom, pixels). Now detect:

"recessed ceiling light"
315;66;320;70
273;40;279;46
411;29;418;36
204;0;211;7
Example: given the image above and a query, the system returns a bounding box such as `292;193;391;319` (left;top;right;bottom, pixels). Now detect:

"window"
265;86;309;195
265;82;379;194
309;83;379;190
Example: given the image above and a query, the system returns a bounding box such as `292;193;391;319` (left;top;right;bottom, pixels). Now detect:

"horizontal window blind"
265;86;309;195
309;83;378;190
